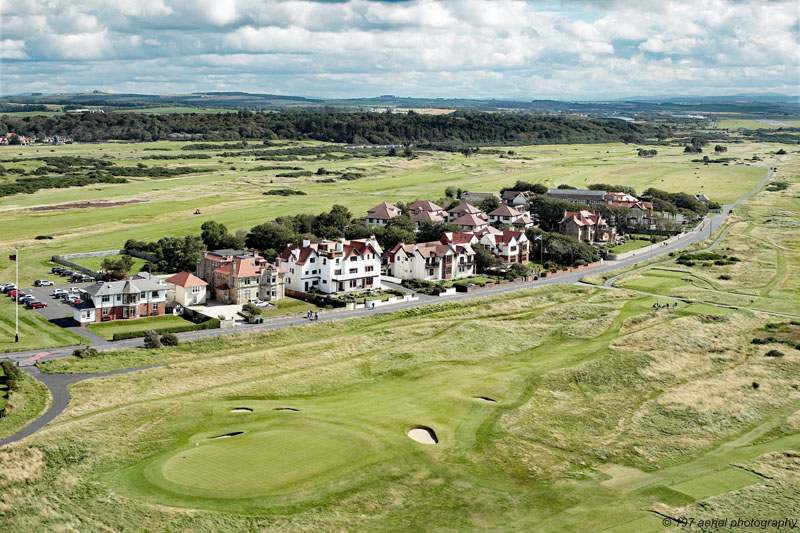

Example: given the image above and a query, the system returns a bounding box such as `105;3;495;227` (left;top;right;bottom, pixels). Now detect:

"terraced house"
196;249;285;304
73;276;167;326
387;241;475;281
279;236;382;294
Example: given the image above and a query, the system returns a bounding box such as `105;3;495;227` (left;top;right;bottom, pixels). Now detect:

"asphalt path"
0;364;164;448
1;165;777;366
0;163;779;447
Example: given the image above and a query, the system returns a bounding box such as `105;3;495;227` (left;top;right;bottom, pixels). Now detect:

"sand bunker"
230;408;253;413
406;425;438;444
475;396;497;403
273;407;299;412
209;431;243;440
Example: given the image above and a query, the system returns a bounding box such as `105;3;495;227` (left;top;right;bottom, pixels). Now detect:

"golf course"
0;141;797;532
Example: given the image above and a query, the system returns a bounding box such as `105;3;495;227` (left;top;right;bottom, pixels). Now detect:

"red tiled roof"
409;200;443;211
452;213;488;227
365;202;401;220
489;205;522;217
560;210;607;227
412;210;445;222
165;272;208;287
447;202;483;216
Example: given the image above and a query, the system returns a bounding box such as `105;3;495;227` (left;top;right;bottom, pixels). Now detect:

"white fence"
351;294;418;310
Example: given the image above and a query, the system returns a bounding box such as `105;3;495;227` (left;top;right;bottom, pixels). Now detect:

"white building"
73;276;168;326
388;241;475;282
279;236;382;294
165;272;208;307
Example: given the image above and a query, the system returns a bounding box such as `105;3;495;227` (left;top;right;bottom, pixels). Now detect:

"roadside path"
1;166;776;366
0;364;164;448
0;164;779;447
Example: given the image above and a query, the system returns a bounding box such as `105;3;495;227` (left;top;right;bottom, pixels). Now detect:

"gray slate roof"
83;278;165;297
546;189;606;197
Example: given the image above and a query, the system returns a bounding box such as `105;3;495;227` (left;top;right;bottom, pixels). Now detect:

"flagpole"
15;247;18;343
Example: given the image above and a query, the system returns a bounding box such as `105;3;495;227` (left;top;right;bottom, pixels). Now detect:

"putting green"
142;419;375;499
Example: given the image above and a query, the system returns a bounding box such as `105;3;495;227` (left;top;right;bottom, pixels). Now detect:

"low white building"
279;236;382;294
388;241;475;282
165;272;208;307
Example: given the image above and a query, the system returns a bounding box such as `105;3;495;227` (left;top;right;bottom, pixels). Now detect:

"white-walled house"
165;272;208;307
73;276;168;326
279;237;382;294
364;202;402;227
387;241;475;281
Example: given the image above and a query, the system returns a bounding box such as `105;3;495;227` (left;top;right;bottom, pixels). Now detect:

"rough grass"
0;369;49;441
1;282;797;531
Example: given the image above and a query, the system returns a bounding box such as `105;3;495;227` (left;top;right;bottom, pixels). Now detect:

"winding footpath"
0;163;784;448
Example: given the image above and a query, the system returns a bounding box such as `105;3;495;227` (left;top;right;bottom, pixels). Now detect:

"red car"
30;301;48;309
8;290;24;298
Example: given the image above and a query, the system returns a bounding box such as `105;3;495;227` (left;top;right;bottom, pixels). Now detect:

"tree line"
1;110;673;145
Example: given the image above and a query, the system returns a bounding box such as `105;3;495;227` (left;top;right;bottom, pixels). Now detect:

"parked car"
8;290;24;298
29;301;48;309
35;279;54;287
51;266;64;274
68;297;82;305
0;283;16;293
19;295;37;304
60;270;73;277
250;299;269;308
68;287;81;294
52;289;68;298
78;275;95;282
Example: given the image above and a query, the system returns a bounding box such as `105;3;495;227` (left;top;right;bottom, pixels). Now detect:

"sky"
1;0;798;100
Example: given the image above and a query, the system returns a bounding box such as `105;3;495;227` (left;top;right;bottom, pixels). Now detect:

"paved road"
0;162;781;448
0;364;164;448
1;165;778;367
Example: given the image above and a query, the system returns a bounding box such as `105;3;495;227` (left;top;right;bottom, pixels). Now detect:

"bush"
242;302;262;316
35;235;53;240
143;330;161;349
6;379;17;392
752;382;760;389
72;347;99;359
719;274;731;280
765;349;784;358
160;333;179;346
751;338;767;345
0;359;20;379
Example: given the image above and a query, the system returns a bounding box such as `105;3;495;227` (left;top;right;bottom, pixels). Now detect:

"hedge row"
112;318;220;341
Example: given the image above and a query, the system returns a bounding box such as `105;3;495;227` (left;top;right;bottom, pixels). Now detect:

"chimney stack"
302;236;311;248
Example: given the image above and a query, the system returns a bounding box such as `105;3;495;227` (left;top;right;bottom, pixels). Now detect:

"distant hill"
1;91;798;116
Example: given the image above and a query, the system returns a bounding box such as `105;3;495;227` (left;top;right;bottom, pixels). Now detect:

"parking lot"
5;278;97;324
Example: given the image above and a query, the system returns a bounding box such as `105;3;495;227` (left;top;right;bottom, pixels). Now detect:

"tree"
501;180;547;195
101;255;135;279
557;184;576;189
155;235;204;272
387;147;397;157
473;245;499;272
714;145;727;153
201;221;236;250
479;196;502;213
444;186;457;198
386;215;416;234
8;134;21;145
245;222;296;253
684;144;702;153
404;146;414;158
242;302;262;316
381;225;416;250
416;221;461;243
506;262;531;279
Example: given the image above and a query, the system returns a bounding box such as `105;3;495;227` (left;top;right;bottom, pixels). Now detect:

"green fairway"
87;314;194;340
670;468;762;500
71;254;148;275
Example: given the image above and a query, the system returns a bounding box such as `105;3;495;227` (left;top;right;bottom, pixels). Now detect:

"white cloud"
0;0;797;98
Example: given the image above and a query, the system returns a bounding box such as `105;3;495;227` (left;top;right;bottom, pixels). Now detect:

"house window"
335;269;342;275
140;292;146;298
192;286;201;293
101;295;110;303
152;291;158;297
365;265;374;272
310;257;315;263
102;308;109;316
349;256;357;262
322;258;327;265
152;303;158;311
349;268;357;274
349;279;357;288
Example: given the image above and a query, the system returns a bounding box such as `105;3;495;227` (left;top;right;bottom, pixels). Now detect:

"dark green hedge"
111;318;220;341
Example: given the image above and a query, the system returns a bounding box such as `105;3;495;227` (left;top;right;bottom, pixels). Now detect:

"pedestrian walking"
314;312;318;321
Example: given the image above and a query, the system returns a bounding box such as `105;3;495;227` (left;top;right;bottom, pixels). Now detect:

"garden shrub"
160;333;179;346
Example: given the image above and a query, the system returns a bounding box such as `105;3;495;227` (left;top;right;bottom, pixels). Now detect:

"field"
716;118;800;130
0;145;796;529
71;254;148;275
609;152;800;316
0;138;781;351
0;295;83;353
0;280;792;530
87;314;195;340
609;235;665;254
